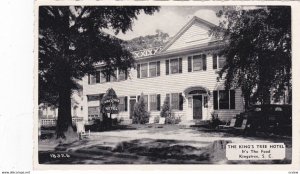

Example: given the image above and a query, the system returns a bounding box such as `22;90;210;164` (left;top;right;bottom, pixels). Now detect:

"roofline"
160;16;218;52
135;40;225;61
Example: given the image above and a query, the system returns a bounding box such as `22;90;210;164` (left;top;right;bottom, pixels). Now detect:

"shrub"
165;113;182;124
160;96;172;118
210;112;223;129
132;93;150;124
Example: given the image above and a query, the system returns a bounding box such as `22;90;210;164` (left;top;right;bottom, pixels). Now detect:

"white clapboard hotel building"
82;17;245;124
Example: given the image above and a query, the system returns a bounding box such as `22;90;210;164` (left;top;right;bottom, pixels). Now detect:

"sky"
105;6;223;41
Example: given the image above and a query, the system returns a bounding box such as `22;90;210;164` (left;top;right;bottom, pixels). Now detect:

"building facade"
82;17;245;124
39;89;84;126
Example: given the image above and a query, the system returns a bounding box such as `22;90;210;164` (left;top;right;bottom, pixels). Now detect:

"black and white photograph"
36;4;294;166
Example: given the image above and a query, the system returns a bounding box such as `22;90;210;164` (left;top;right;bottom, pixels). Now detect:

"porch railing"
131;47;162;58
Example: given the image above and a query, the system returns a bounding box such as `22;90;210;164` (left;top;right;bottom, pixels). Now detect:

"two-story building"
82;16;245;124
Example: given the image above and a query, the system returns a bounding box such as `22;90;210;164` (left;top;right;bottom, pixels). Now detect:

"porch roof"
183;86;211;96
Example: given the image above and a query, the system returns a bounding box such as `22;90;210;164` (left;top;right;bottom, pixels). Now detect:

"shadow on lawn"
39;138;292;164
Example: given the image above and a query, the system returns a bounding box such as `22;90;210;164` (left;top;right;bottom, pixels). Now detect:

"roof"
160;16;218;52
133;16;221;60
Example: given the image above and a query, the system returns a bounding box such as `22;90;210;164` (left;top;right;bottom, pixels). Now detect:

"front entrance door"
129;99;136;119
193;95;202;119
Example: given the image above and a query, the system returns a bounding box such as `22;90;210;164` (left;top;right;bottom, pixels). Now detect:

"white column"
82;95;89;124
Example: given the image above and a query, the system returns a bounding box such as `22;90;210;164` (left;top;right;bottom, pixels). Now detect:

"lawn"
38;124;292;164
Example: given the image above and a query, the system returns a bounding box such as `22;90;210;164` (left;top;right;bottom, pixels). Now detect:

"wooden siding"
83;53;245;122
166;22;215;52
82;18;244;123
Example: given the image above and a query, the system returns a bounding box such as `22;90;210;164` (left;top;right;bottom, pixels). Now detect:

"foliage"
165;113;181;124
209;112;223;129
160;96;172;118
123;29;169;52
210;6;291;106
39;6;159;138
132;93;150;124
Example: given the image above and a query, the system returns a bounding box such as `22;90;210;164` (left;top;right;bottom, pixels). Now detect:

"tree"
123;30;169;52
210;6;291;108
39;6;159;139
132;93;150;124
160;96;171;118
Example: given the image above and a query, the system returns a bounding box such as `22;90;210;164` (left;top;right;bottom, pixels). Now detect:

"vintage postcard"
34;0;300;171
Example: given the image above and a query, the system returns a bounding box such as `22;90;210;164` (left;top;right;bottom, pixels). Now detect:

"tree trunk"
56;86;73;139
55;59;74;139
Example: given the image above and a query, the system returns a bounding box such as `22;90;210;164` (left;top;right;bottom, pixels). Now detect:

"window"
100;71;106;83
219;90;229;109
118;96;128;112
213;54;227;69
138;95;149;111
167;58;182;75
170;59;179;74
90;68;128;84
150;94;160;111
149;61;161;77
88;74;97;85
213;54;218;69
118;69;127;81
143;95;148;111
137;62;160;78
188;54;207;72
88;106;100;121
171;93;179;110
218;56;226;69
110;70;118;82
141;63;148;78
150;94;157;111
213;90;235;110
169;93;183;110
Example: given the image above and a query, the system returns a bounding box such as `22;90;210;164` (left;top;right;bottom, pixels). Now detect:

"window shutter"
157;94;161;111
213;54;217;69
125;70;128;80
106;74;110;82
157;61;160;76
166;60;169;75
96;71;100;83
230;90;235;109
91;74;96;84
213;91;218;110
179;93;183;111
179;58;182;73
137;64;140;78
188;56;192;72
88;74;90;84
203;54;207;71
138;95;140;101
124;96;128;111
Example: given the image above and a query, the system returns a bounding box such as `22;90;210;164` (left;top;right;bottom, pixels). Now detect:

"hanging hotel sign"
101;88;120;114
